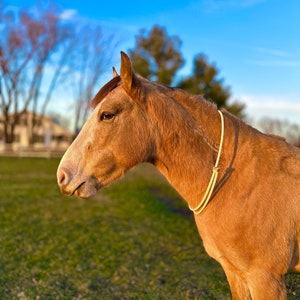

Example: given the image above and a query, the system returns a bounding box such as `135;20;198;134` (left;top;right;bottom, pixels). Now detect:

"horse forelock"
90;76;121;109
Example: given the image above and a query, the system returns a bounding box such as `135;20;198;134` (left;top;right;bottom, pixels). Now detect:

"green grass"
0;157;299;299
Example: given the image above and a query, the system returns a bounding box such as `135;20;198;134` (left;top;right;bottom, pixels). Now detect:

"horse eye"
100;112;115;121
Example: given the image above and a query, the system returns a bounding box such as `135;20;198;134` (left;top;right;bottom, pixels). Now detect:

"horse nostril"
57;168;68;186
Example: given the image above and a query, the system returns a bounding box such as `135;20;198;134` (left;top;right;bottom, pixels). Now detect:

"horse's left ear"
120;51;140;95
112;67;118;77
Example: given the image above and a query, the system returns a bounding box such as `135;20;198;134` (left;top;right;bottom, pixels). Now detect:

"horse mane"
90;75;121;108
90;72;217;118
147;80;218;116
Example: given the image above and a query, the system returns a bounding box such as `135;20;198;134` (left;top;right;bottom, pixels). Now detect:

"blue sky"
8;0;300;125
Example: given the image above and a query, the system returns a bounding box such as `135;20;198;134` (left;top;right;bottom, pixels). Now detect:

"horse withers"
57;51;300;299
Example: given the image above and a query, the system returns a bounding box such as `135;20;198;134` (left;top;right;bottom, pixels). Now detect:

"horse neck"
150;94;229;208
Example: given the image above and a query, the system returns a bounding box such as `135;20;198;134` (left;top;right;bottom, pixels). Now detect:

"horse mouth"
73;180;101;199
72;181;86;197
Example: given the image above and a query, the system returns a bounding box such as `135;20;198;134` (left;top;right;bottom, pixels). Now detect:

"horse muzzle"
57;167;101;199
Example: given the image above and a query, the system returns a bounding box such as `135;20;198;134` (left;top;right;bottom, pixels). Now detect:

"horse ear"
112;67;118;77
120;51;139;95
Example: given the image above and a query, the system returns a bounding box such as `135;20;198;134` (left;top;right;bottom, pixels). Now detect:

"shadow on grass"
148;186;192;217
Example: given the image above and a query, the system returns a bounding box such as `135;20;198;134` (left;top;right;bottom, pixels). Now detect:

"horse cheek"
116;123;149;167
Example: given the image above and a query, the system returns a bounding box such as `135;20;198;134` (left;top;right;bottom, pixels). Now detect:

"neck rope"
188;110;225;215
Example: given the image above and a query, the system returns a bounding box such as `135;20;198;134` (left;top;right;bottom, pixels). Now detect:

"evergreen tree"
129;25;184;85
178;54;245;117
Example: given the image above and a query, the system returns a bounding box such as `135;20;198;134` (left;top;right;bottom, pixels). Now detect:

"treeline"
1;3;299;146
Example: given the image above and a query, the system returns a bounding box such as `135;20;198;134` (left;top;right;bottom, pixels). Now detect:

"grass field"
0;157;299;299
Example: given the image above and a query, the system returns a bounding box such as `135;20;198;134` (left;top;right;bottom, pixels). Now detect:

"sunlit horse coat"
57;52;300;300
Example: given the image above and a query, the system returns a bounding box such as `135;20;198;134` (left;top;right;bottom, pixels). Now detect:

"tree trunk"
3;119;14;150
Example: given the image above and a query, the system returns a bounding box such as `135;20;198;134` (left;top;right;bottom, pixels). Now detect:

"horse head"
57;52;155;198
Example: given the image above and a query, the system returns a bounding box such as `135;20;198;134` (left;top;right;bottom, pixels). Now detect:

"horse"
57;51;300;299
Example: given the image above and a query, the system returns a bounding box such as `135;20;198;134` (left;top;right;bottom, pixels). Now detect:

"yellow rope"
188;110;225;215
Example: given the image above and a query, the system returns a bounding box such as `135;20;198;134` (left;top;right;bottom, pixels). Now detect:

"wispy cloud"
59;9;77;20
255;47;289;58
203;0;266;11
253;60;300;67
242;94;300;124
252;47;300;67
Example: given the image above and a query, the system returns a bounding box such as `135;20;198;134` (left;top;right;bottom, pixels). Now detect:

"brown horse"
57;51;300;299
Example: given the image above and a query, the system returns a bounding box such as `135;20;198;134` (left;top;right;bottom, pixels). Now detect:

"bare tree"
256;117;300;146
0;3;71;147
69;24;118;135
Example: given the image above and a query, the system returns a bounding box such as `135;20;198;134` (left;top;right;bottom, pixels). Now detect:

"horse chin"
73;179;101;199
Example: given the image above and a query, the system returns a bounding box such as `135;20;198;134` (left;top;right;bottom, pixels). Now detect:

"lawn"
0;157;299;299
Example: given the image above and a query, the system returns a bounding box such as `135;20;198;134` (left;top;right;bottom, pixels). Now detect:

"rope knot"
212;167;219;174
